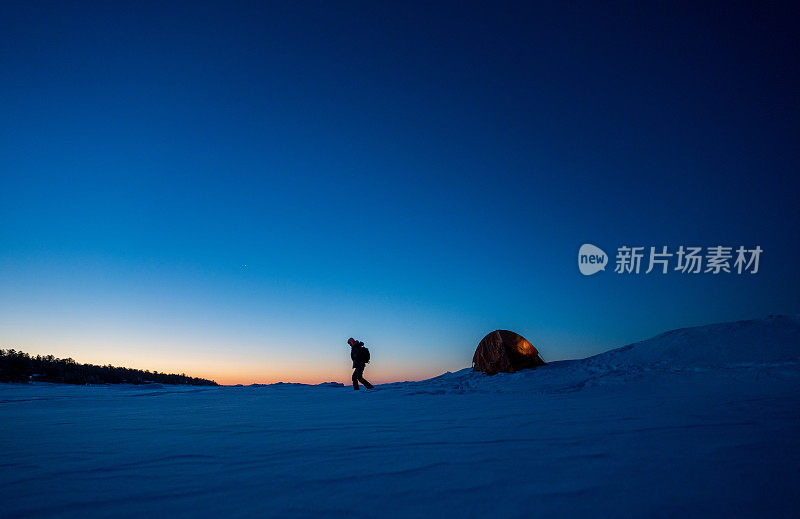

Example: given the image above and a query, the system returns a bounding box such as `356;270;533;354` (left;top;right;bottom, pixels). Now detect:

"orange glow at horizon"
184;364;441;386
10;346;445;387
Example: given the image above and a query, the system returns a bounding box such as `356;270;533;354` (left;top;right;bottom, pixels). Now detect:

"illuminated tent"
472;330;546;375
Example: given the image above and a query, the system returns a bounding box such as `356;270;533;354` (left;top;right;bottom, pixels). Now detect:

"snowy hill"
389;314;800;395
1;315;799;518
584;314;800;370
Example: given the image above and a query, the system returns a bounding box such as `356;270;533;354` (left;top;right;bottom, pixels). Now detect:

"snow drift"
392;314;800;395
584;314;800;370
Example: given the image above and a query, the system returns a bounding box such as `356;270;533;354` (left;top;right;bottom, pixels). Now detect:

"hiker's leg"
352;370;360;390
358;372;373;389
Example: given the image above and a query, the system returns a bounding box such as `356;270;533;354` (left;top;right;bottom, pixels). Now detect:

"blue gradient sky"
2;2;799;384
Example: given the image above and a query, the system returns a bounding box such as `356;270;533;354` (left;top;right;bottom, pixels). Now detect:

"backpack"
360;346;370;364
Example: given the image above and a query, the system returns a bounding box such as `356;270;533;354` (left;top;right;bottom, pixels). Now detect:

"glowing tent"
472;330;546;375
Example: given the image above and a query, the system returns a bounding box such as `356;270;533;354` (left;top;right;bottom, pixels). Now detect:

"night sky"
2;1;798;384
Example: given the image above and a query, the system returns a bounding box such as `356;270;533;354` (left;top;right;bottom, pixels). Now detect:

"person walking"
348;338;373;390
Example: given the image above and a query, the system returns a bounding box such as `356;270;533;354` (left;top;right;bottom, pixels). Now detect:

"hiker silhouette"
347;338;373;390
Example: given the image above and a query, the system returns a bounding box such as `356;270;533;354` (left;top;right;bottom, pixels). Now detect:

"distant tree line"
0;349;218;386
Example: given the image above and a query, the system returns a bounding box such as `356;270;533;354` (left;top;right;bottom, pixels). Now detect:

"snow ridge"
391;315;800;395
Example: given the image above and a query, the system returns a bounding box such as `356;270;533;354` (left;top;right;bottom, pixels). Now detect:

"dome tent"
472;330;546;375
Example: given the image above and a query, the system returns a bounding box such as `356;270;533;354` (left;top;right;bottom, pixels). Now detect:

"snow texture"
2;315;799;518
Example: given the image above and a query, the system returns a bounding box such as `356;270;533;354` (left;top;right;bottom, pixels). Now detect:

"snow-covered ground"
2;316;799;518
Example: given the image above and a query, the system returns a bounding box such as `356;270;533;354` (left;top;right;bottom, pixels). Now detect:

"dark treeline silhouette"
0;349;218;386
